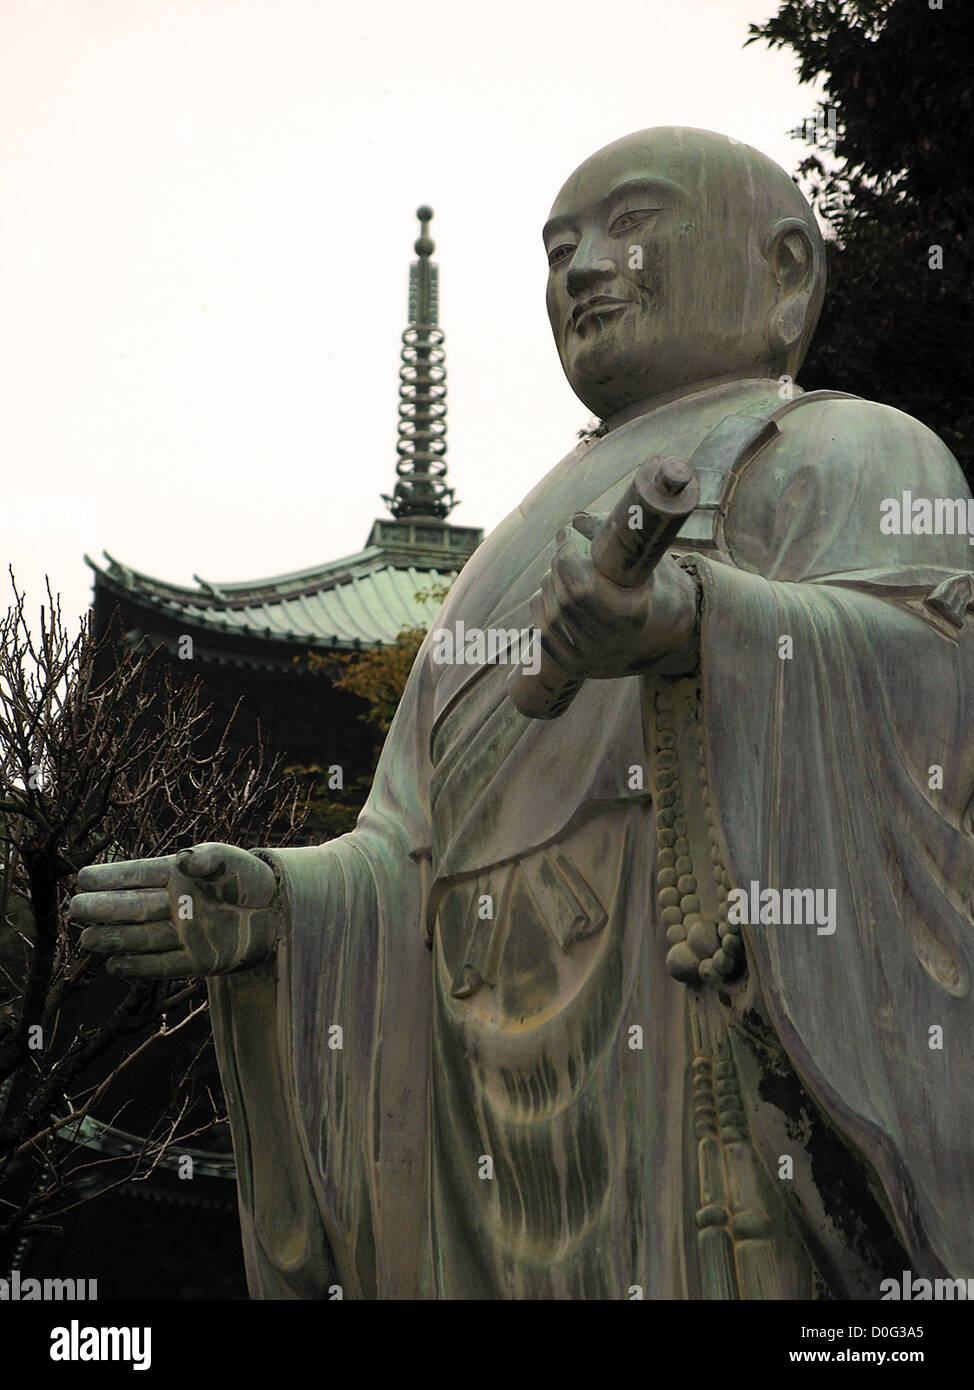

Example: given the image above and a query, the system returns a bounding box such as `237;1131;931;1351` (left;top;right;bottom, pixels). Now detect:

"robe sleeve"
695;396;974;1278
207;626;438;1299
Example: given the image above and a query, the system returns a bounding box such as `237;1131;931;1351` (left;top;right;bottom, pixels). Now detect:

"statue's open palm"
70;843;280;979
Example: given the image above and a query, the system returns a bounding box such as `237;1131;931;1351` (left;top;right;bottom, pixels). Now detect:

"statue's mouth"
571;297;630;332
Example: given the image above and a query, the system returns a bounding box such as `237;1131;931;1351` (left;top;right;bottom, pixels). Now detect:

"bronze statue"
71;128;974;1299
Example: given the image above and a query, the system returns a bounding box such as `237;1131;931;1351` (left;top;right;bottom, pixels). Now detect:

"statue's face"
545;131;781;419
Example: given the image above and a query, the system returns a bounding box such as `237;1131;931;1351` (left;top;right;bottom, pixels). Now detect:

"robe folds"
209;377;974;1299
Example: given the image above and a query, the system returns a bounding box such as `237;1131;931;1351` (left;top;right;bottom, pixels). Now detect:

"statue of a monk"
72;128;974;1300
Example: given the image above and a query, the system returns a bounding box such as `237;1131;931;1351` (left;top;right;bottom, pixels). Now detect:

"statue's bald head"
544;127;826;418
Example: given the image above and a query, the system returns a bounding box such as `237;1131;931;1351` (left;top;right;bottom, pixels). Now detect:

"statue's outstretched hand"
70;843;281;980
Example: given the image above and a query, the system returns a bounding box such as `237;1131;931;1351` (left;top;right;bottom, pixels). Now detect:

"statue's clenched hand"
530;513;698;681
70;843;281;979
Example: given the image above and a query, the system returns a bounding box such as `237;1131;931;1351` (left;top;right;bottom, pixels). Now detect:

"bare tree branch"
0;573;308;1243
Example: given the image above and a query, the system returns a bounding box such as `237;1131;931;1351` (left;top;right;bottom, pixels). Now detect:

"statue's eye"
547;243;576;268
609;209;659;235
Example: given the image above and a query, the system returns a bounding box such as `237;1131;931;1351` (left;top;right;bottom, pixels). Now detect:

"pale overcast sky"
1;0;825;629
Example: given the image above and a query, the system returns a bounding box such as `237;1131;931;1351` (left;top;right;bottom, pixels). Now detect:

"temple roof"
87;515;480;661
88;552;443;649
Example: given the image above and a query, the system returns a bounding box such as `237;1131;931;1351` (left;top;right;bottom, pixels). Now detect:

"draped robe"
208;377;974;1299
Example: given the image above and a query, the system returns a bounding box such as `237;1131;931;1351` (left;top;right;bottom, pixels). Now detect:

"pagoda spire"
383;206;457;520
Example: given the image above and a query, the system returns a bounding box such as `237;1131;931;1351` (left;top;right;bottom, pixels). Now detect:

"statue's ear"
764;217;818;361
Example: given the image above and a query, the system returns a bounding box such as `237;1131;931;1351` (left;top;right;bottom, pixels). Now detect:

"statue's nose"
566;255;617;298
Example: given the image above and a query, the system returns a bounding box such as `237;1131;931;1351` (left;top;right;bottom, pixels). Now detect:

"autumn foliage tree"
288;584;450;835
